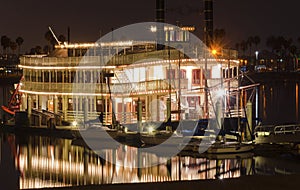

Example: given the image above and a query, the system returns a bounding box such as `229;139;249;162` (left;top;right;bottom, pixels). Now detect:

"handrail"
274;124;300;134
255;124;300;134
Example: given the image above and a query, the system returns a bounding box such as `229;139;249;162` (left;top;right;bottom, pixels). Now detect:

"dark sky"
1;0;300;52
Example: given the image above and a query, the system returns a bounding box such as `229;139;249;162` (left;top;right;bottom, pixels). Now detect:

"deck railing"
21;78;188;94
20;49;186;67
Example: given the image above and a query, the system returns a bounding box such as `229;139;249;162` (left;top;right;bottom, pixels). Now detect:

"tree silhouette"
253;36;261;50
297;37;300;46
235;43;240;52
240;40;248;56
35;46;43;54
16;37;24;55
43;45;51;54
58;35;66;43
9;41;17;54
1;35;11;54
29;46;43;55
44;30;56;52
247;36;254;56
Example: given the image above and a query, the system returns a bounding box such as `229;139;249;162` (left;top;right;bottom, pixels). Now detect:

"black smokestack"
156;0;165;23
204;0;213;47
67;26;70;43
156;0;166;50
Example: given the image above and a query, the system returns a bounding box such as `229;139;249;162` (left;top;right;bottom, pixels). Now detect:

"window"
31;71;36;82
57;71;62;83
68;98;73;111
84;71;91;83
180;69;186;79
52;71;56;83
192;69;201;84
166;69;176;79
44;71;49;82
70;71;76;83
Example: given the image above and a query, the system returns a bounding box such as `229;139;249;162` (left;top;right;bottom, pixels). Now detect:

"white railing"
20;49;184;67
274;124;300;135
254;124;300;137
65;111;151;125
22;79;188;94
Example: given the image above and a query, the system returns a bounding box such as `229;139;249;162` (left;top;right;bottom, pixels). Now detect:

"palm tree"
16;37;24;55
35;46;42;54
43;45;51;54
247;36;254;57
253;36;261;50
289;45;298;70
240;40;248;56
1;35;11;54
9;41;18;54
44;30;56;52
266;36;278;53
235;43;240;51
297;37;300;47
58;35;66;43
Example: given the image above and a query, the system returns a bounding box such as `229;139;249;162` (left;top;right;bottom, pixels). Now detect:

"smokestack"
156;0;165;23
67;26;70;43
204;0;213;47
156;0;166;50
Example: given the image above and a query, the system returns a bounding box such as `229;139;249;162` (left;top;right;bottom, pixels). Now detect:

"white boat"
206;141;254;154
78;125;119;141
140;130;186;147
254;124;300;144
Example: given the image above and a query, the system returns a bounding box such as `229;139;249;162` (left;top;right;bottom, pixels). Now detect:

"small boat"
206;141;254;154
71;137;120;150
140;130;186;147
78;124;119;141
77;124;120;150
204;151;254;160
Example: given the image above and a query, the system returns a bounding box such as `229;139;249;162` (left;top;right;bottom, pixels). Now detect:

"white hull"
140;132;185;146
206;142;254;154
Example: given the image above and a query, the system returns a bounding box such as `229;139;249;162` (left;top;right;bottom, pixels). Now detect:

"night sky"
1;0;300;52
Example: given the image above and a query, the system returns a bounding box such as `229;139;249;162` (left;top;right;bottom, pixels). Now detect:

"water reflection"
0;133;20;189
259;80;300;124
0;131;300;189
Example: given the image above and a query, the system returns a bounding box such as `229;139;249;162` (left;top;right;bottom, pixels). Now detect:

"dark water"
259;81;300;125
0;131;300;189
248;72;300;125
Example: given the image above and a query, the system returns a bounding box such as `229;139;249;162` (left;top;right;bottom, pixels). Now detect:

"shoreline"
33;174;300;190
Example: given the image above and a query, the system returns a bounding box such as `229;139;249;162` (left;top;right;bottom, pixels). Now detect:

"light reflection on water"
0;132;300;189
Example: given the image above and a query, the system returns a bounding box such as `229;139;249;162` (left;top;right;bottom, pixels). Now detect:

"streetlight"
255;51;259;60
255;51;259;68
212;49;218;56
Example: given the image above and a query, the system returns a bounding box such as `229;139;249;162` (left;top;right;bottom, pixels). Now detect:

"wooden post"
166;98;171;123
137;98;142;132
246;101;253;141
84;97;88;124
54;95;58;114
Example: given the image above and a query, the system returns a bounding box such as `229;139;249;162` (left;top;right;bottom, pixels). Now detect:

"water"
1;131;300;189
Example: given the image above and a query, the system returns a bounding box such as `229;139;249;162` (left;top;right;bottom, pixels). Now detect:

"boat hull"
206;143;254;154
